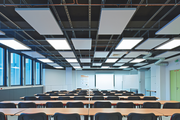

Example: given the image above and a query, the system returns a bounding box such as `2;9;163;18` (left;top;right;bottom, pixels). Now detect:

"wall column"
66;67;73;91
138;71;145;94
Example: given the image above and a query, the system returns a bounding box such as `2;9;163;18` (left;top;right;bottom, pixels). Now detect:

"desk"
155;109;180;116
0;108;26;115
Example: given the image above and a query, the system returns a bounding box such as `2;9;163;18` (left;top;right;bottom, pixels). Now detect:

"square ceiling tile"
21;51;45;58
113;63;124;66
118;59;132;62
71;38;92;50
155;51;180;58
125;51;148;58
133;63;148;66
109;51;127;58
59;51;75;58
83;66;91;69
94;51;109;58
80;58;91;63
93;63;102;66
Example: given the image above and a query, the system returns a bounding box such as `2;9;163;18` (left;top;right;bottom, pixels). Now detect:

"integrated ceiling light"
156;38;180;49
74;66;81;69
93;63;102;66
101;66;109;69
54;66;63;69
66;59;78;63
130;59;145;63
105;59;118;63
119;66;128;69
38;58;53;63
116;37;143;50
0;38;31;50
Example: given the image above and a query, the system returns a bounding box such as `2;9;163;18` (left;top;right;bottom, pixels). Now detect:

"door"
176;70;180;101
170;70;176;101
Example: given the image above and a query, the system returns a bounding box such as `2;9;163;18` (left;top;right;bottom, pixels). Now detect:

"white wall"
145;70;151;91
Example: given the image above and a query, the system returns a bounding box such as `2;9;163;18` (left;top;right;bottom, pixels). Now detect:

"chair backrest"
107;96;119;100
92;96;104;100
58;96;71;100
94;102;111;108
0;112;5;120
95;112;122;120
111;90;117;92
18;113;46;120
143;97;157;100
77;93;87;96
127;113;156;120
133;94;144;96
116;91;124;93
46;102;63;108
163;103;180;109
74;96;86;100
66;102;84;108
106;93;115;96
0;103;16;108
143;102;161;108
35;94;46;96
54;113;80;120
122;93;132;96
18;102;36;108
52;91;59;93
116;102;134;108
128;96;140;100
101;90;107;93
50;93;58;96
39;96;51;100
171;113;180;120
94;93;103;96
60;90;67;92
66;93;74;96
24;96;37;100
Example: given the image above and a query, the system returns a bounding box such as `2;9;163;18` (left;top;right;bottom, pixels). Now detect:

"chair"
101;90;107;93
46;91;53;94
107;96;119;100
94;102;111;108
111;90;117;92
163;103;180;109
116;102;134;108
35;94;46;96
143;97;157;100
66;93;74;96
106;93;115;96
80;90;87;92
18;113;47;120
77;93;87;96
18;102;36;108
0;103;16;108
24;96;37;100
54;113;80;120
133;93;144;96
74;96;86;100
52;91;59;93
128;96;140;100
94;93;103;96
127;113;156;120
39;96;51;100
58;96;71;100
66;102;84;108
116;91;124;93
143;102;161;108
122;93;132;96
0;112;5;120
60;90;67;92
50;93;59;96
95;112;122;120
46;102;63;108
171;113;180;120
92;96;104;100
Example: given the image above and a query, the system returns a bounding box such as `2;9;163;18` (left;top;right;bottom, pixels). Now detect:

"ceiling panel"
164;55;180;62
155;51;180;58
133;63;148;66
118;59;132;62
80;58;91;63
93;63;102;66
21;51;45;58
125;51;148;58
109;51;127;58
113;63;124;66
59;51;75;58
94;51;109;58
72;38;92;50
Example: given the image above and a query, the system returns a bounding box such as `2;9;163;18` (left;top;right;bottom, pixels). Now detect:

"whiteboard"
96;74;114;89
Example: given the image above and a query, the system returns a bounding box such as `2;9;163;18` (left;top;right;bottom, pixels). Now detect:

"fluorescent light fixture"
105;59;118;63
70;63;80;66
118;59;132;63
135;38;169;50
0;30;5;35
119;66;129;69
21;51;45;58
38;58;53;63
116;37;143;50
66;59;78;63
0;38;31;50
15;8;63;35
93;63;102;66
59;51;75;58
94;51;109;58
74;66;81;69
130;59;145;63
109;51;127;58
46;38;71;50
80;58;91;63
113;63;124;66
156;38;180;49
133;63;147;66
98;8;136;35
47;63;59;66
101;66;109;69
54;66;63;69
155;51;180;58
83;66;91;69
156;14;180;35
125;51;148;58
71;38;92;50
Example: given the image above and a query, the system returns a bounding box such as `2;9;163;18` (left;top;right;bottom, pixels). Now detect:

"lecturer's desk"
0;108;26;115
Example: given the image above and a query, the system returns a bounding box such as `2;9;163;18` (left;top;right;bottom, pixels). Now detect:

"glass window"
25;58;32;85
11;53;20;85
0;47;3;85
36;62;40;84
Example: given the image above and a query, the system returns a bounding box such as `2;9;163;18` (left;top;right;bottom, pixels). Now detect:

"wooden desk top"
154;109;180;116
0;108;26;115
16;108;89;116
88;108;163;116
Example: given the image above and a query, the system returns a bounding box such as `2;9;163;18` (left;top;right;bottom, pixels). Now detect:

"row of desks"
1;108;180;116
1;100;177;105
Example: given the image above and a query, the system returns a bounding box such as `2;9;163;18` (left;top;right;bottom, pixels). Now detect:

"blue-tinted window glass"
0;47;3;85
25;58;32;85
36;62;40;84
11;53;20;85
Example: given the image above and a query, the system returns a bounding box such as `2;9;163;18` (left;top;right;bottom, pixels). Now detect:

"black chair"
24;96;37;100
77;93;87;96
116;102;134;108
58;96;71;100
94;93;103;96
116;91;124;93
143;102;161;108
133;94;144;96
50;93;59;96
54;113;80;120
107;96;119;100
46;102;63;108
106;93;115;96
66;93;74;96
101;90;108;93
127;113;156;120
95;112;122;120
143;97;157;100
163;103;180;109
111;90;117;92
39;96;51;100
128;96;140;100
0;103;16;108
0;112;5;120
18;102;36;108
60;90;67;92
35;94;47;96
80;90;87;92
66;102;84;108
126;92;134;94
171;113;180;120
122;93;132;96
18;113;46;120
74;96;86;100
46;91;53;94
92;96;104;100
52;91;59;93
94;102;111;108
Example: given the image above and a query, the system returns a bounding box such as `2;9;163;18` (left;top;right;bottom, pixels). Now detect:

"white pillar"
66;67;73;91
138;71;145;94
